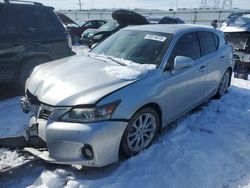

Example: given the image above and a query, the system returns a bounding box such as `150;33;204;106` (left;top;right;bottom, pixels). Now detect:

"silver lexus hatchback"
21;24;234;167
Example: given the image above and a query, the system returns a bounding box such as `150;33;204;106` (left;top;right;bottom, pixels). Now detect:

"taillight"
67;34;72;49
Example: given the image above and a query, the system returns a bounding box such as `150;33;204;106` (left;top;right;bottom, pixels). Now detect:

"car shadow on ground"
0;83;22;100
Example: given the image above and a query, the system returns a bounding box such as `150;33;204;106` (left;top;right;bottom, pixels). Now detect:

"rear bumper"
26;119;127;167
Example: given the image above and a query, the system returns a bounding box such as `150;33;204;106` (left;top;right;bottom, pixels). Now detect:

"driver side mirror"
174;56;194;71
90;43;98;49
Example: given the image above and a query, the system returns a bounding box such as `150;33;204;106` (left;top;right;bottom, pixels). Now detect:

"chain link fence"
59;9;234;25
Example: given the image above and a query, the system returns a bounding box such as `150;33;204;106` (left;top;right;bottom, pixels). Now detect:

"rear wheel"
215;69;231;98
121;107;160;157
18;57;49;91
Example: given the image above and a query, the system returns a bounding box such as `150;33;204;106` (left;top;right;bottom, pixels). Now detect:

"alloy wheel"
127;113;157;152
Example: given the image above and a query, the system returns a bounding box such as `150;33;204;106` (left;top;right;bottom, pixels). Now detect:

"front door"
163;32;207;124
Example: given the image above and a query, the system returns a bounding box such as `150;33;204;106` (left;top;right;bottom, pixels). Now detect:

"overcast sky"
37;0;249;10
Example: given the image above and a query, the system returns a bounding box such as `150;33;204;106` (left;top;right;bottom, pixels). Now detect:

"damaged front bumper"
20;97;127;167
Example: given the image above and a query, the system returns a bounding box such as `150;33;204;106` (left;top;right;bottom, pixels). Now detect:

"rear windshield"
91;29;173;65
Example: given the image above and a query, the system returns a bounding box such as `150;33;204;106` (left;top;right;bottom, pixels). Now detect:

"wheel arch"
132;102;163;133
227;67;233;87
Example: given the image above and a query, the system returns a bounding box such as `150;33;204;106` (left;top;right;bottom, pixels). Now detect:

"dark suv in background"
0;0;75;90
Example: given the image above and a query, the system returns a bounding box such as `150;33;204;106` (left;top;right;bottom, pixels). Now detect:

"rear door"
197;31;222;97
164;32;207;123
0;5;25;82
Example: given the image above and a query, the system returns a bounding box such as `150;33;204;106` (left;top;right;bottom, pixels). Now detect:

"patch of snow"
0;148;26;171
73;45;157;80
104;64;156;81
27;169;74;188
83;51;157;80
72;45;90;55
0;97;30;138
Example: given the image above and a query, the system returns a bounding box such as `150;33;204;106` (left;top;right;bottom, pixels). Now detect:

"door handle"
199;65;207;72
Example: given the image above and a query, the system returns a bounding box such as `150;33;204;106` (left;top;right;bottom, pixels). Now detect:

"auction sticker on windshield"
144;34;166;42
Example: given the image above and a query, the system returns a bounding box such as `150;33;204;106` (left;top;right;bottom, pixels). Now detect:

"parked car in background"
66;19;106;44
81;28;98;44
147;16;185;24
55;11;77;26
220;11;250;79
88;9;149;47
87;21;120;47
22;24;234;167
0;0;74;90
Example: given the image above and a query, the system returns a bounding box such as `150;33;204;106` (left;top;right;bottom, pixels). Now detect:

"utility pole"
200;0;220;9
221;0;232;9
78;0;82;10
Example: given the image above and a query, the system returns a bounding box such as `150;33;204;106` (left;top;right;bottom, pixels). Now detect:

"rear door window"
197;31;217;55
0;6;23;35
19;7;60;33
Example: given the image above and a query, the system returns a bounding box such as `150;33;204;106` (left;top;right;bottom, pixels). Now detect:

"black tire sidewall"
215;69;231;99
121;107;160;157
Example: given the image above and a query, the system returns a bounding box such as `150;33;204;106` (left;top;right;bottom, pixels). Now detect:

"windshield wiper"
87;53;127;66
106;56;127;66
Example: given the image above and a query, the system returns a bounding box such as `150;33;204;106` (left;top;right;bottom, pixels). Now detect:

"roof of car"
124;24;217;35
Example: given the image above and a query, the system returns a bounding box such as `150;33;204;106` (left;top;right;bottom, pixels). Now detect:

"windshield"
98;21;119;31
78;21;87;27
91;30;172;65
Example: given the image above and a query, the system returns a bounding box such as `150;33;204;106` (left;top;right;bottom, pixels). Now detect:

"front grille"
38;108;52;120
38;105;54;120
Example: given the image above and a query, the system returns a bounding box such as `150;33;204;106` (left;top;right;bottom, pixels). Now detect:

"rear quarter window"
19;6;61;33
0;6;23;35
212;33;219;48
197;31;217;56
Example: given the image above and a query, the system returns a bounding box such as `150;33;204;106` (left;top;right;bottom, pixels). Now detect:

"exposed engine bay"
221;12;250;79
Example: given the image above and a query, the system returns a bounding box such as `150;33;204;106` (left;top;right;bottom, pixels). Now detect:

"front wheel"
215;69;231;99
121;107;160;157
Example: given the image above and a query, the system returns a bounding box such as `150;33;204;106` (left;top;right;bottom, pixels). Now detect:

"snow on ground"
0;97;29;138
0;148;26;171
1;46;250;188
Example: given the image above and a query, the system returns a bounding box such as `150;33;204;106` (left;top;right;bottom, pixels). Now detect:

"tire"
121;107;160;157
215;69;231;99
18;57;49;91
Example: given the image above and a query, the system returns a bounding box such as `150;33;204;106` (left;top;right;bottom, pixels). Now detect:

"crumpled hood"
220;17;250;32
26;55;154;106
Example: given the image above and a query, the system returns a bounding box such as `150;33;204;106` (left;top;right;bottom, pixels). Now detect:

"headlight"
93;34;103;40
60;100;120;123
